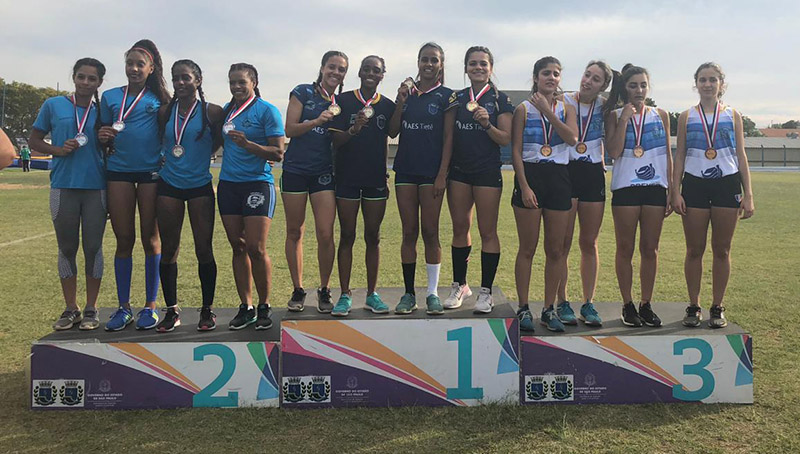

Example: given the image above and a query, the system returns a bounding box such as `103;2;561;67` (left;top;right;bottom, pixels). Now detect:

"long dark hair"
603;64;649;116
314;50;348;96
160;59;209;142
223;63;260;118
125;39;170;104
694;62;726;99
463;45;498;97
418;42;445;84
72;58;106;135
530;56;561;95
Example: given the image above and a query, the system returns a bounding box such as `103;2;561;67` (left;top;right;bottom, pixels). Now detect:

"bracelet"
482;123;492;131
347;127;357;136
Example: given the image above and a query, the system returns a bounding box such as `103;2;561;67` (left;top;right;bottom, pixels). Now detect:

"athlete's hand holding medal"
396;77;415;104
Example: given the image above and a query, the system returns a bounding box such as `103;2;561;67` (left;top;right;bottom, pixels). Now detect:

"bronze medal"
705;147;717;160
633;145;645;158
466;100;479;112
576;142;588;154
541;145;553;157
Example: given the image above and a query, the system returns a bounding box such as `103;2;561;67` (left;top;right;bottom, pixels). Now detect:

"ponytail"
126;39;170;104
603;64;648;116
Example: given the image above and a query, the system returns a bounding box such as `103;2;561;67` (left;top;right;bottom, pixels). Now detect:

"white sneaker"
443;282;472;309
473;287;494;314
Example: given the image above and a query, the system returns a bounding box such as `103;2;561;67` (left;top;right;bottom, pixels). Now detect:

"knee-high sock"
160;262;178;307
145;254;161;303
426;263;441;296
114;256;132;306
402;262;416;295
452;245;471;285
480;251;500;291
198;260;217;307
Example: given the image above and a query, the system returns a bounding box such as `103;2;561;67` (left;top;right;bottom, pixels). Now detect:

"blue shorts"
217;180;276;217
280;170;334;194
395;172;435;186
335;185;389;201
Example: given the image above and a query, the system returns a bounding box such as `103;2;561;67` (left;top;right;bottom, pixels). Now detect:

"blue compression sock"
114;256;133;306
145;254;162;303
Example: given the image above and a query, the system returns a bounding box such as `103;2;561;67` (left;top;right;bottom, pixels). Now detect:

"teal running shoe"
394;293;417;314
365;292;389;314
332;293;352;317
425;294;444;315
517;306;535;332
579;301;603;326
556;301;577;325
541;306;565;332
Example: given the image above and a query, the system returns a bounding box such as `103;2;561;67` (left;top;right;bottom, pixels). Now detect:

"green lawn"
0;168;798;453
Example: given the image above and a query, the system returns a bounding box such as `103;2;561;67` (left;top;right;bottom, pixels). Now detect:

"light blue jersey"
160;101;214;189
100;86;161;172
219;98;284;183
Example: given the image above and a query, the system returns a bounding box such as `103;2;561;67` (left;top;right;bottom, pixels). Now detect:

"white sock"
426;263;441;296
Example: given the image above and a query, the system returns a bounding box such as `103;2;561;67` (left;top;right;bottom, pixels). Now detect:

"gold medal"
633;145;645;158
362;106;375;118
575;142;588;154
540;145;553;157
466;100;479;112
328;104;341;116
705;148;717;160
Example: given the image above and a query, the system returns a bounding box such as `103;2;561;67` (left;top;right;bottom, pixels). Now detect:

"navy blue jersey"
283;83;334;175
451;87;514;173
329;90;396;188
394;85;455;178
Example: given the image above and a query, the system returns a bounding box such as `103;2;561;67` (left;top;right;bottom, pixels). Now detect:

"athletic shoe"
708;305;728;328
394;293;418;314
53;310;82;331
541;306;565;332
287;288;307;312
426;294;444;315
578;302;603;327
473;287;494;314
556;301;578;325
317;287;333;313
621;302;642;327
443;282;472;309
255;304;273;330
105;307;133;331
136;308;159;330
197;306;216;331
79;308;100;330
517;306;535;332
229;304;256;330
332;294;352;317
682;305;703;327
638;302;662;327
156;307;181;333
365;292;389;314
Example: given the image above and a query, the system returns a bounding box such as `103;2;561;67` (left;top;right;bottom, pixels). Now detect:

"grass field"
0;168;798;453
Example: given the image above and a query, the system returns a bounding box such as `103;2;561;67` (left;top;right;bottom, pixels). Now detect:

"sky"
2;0;798;128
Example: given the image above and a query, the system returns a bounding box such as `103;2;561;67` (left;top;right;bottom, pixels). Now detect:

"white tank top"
684;104;738;179
610;106;669;191
564;93;605;164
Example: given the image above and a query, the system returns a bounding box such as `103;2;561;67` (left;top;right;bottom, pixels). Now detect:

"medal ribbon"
226;94;257;123
576;94;595;143
629;107;648;149
413;81;442;96
696;102;720;150
469;84;491;104
72;94;93;135
174;99;199;146
355;89;378;108
320;85;337;107
117;86;148;123
538;100;557;146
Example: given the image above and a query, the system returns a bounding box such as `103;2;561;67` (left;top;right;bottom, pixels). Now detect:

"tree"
781;120;799;129
669;112;680;136
645;97;656;107
742;115;763;137
0;78;67;142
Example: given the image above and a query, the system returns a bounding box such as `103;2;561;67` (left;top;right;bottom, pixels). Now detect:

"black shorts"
395;172;435;186
611;185;667;207
280;170;334;194
107;170;160;184
217;180;276;217
157;180;214;201
448;167;503;188
681;172;742;209
511;162;572;211
568;161;606;202
335;185;389;201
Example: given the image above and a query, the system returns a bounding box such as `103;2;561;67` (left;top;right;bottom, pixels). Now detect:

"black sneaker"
287;288;306;312
229;304;256;330
317;287;333;313
621;302;642;327
255;304;273;330
198;306;216;331
708;305;728;328
156;307;181;333
639;302;662;327
682;305;702;327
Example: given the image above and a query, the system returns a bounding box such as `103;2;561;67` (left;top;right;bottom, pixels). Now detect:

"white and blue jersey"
564;93;605;164
33;96;105;190
521;99;569;165
610;107;669;191
219;98;285;184
394;85;455;178
99;86;161;172
283;84;334;176
684;105;738;179
160;102;214;189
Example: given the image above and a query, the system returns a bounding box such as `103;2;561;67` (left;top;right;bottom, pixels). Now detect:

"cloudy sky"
2;0;798;127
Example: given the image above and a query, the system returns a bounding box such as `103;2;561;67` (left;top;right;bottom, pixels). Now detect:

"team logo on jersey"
146;103;158;113
402;103;409;113
246;192;266;208
242;119;254;128
428;103;439;115
33;381;57;406
59;380;84;406
635;163;656;180
449;92;458;104
702;165;723;179
485;102;496;115
318;173;333;186
376;114;387;130
305;100;316;111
